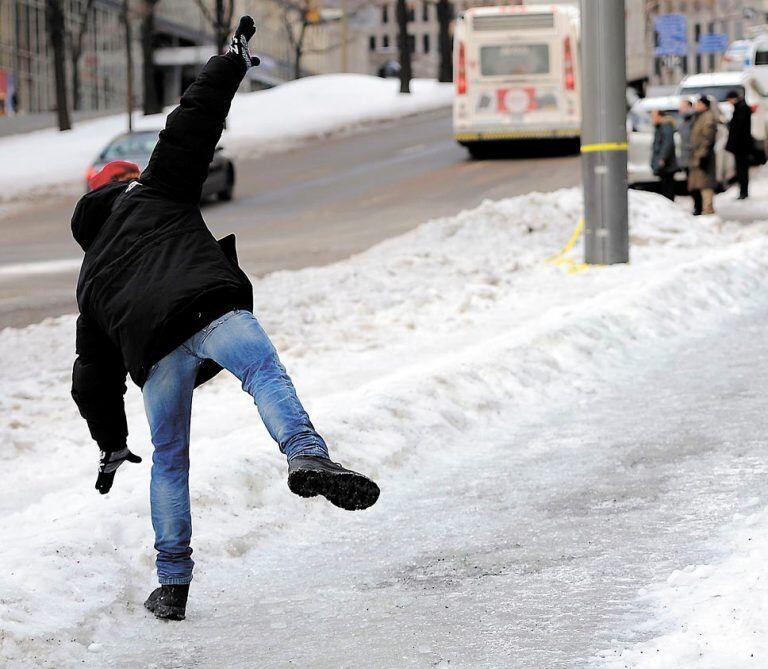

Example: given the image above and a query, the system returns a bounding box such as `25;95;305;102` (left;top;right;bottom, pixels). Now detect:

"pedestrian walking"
688;96;718;216
725;89;753;200
70;17;379;623
677;98;694;171
650;109;679;201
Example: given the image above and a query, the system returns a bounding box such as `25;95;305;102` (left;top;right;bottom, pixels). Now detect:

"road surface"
0;109;581;329
89;277;768;668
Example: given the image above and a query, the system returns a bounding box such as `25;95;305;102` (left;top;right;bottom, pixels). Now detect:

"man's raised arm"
140;16;259;203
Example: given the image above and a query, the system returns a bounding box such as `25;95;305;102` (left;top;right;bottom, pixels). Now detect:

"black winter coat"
71;54;253;450
726;99;753;155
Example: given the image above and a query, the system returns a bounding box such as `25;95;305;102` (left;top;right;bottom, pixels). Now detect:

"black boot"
288;455;380;511
144;584;189;621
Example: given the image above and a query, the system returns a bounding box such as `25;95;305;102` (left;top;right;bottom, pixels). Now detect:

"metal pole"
580;0;629;265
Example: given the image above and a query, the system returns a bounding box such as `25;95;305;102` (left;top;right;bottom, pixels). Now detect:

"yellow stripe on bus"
455;128;581;141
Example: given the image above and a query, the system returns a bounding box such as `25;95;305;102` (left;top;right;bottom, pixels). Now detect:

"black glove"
227;16;260;68
96;446;142;495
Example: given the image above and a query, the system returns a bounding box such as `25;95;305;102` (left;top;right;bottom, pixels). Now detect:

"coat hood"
71;181;128;251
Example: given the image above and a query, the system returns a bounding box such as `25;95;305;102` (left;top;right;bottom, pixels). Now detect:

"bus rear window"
480;44;550;76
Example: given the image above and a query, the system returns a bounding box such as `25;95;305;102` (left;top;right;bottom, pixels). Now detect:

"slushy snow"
0;74;452;202
1;183;768;666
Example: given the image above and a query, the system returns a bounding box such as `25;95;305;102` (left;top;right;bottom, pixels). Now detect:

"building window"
407;33;415;54
369;35;376;51
422;1;429;22
383;34;390;48
408;6;415;21
382;4;389;24
423;33;430;54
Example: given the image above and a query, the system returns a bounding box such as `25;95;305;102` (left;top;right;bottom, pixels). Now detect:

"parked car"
627;95;733;189
85;129;235;200
677;71;768;162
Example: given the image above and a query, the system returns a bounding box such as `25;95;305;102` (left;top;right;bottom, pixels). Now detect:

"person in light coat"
687;96;718;216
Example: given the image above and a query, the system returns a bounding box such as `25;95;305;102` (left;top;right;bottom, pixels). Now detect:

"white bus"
453;4;581;157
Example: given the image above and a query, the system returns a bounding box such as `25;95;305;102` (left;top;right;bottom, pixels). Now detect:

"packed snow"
0;74;452;202
2;182;768;666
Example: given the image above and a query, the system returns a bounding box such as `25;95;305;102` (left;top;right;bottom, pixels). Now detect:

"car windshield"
679;84;745;102
480;44;550;76
101;132;160;160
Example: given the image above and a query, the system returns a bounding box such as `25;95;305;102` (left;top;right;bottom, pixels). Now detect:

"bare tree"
396;0;412;94
141;0;162;115
436;0;453;83
46;0;71;130
68;0;96;110
274;0;322;79
193;0;235;56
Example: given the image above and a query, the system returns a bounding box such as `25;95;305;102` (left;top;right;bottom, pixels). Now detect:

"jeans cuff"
287;446;330;461
159;576;193;585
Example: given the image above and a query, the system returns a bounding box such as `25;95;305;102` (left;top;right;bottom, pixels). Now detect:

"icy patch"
597;506;768;668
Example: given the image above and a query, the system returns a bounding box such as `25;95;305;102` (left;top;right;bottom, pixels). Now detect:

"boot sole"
288;469;380;511
144;600;186;621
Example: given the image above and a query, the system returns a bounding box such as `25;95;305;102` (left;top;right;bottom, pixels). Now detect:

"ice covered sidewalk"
2;184;768;666
0;74;452;203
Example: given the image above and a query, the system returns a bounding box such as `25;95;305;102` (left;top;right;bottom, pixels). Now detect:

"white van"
453;4;581;157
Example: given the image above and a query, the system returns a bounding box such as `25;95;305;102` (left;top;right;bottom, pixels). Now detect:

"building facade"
647;0;768;85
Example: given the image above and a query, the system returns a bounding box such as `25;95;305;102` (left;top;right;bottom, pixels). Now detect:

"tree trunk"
71;51;82;111
124;0;134;131
436;0;453;83
214;0;234;55
141;1;162;115
396;0;411;94
293;21;308;80
46;0;71;130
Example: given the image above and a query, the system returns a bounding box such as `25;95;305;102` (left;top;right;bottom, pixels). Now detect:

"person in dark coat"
677;98;694;171
687;96;718;215
725;89;753;199
650;109;679;201
70;17;379;622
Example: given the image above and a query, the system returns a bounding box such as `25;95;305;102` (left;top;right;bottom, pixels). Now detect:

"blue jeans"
142;309;328;584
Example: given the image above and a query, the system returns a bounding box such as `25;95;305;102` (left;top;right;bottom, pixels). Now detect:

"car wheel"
218;165;234;202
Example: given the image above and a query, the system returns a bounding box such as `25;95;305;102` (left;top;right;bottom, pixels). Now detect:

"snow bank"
0;75;452;202
598;502;768;668
2;187;768;665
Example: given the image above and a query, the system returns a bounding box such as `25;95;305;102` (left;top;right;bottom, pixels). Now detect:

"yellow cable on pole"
547;217;588;274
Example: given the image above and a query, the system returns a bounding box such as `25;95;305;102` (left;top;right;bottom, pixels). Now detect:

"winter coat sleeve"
71;314;129;450
140;54;247;203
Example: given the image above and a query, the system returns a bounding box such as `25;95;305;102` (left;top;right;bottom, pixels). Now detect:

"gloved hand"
227;16;260;68
96;446;142;495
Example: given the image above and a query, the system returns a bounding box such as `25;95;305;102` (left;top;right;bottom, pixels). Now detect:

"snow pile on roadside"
0;75;452;202
599;502;768;668
2;187;768;665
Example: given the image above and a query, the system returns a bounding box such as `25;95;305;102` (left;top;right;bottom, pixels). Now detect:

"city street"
0;108;580;328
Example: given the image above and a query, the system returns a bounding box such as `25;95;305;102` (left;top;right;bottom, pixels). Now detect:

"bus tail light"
750;103;758;113
457;42;467;95
564;37;575;91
